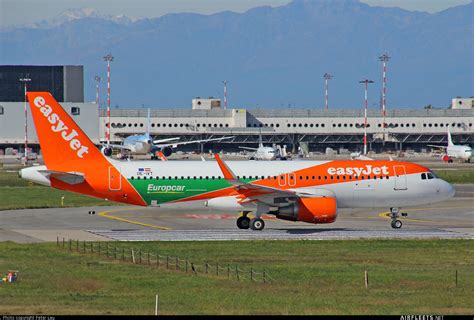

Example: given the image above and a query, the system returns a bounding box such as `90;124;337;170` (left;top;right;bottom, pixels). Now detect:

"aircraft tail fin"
447;129;454;147
27;92;103;169
26;92;146;206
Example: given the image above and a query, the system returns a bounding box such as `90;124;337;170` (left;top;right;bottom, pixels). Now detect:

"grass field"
0;240;473;315
1;164;473;211
433;169;474;184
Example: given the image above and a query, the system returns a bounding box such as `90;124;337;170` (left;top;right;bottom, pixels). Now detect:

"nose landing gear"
390;207;407;229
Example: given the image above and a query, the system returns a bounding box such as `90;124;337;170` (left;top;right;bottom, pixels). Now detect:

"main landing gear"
236;212;265;231
390;207;407;229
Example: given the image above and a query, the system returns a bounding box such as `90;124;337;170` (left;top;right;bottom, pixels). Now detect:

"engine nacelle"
161;147;173;157
102;146;113;157
274;197;337;224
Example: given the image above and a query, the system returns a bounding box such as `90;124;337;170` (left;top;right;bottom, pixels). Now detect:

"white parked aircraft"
239;131;284;160
428;130;472;163
102;109;233;159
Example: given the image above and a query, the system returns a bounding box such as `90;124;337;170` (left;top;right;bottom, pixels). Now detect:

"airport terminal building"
0;65;473;154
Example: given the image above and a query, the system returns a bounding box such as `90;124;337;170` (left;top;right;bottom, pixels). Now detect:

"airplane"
102;109;233;159
238;130;284;160
20;92;455;231
428;130;472;163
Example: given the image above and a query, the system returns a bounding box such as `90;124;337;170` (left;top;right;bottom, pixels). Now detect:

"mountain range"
0;0;472;109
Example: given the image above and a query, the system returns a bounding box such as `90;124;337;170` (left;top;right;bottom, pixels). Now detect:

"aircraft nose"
440;180;455;199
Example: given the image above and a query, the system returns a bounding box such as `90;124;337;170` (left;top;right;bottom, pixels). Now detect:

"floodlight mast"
94;76;101;107
324;73;333;111
359;79;374;155
223;80;228;110
379;53;390;145
103;54;114;146
19;76;31;165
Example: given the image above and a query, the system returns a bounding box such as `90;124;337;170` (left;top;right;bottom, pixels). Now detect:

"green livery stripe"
129;178;256;205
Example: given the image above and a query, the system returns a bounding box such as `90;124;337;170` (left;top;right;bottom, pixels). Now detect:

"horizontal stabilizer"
38;170;85;185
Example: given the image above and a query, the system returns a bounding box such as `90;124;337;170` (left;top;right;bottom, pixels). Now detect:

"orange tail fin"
27;92;146;206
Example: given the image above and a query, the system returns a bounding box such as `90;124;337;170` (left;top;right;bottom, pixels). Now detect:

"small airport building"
0;65;473;155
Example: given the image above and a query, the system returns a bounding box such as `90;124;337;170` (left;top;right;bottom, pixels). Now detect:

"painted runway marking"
98;208;172;230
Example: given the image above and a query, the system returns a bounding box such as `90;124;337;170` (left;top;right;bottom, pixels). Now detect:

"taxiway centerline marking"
98;208;172;230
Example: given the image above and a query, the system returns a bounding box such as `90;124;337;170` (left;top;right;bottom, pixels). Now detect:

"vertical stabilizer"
26;92;146;206
448;129;454;147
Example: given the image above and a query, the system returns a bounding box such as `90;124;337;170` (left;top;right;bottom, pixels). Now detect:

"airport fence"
57;237;274;284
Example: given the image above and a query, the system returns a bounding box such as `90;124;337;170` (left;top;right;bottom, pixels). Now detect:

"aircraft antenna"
323;73;333;111
379;53;390;146
359;79;374;155
103;54;114;146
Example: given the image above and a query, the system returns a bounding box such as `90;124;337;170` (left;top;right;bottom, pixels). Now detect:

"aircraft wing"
155;136;234;148
427;145;447;150
239;147;258;151
214;154;302;206
103;143;133;151
152;137;180;144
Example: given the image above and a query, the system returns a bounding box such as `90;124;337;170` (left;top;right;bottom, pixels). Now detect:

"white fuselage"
447;145;473;161
112;160;455;210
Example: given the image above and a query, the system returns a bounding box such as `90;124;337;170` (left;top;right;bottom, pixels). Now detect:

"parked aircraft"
20;92;455;231
102;109;233;159
239;130;285;160
428;130;472;163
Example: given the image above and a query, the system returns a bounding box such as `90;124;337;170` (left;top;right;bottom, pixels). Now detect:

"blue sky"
1;0;470;28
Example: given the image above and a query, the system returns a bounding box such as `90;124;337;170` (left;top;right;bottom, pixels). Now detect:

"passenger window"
421;173;426;180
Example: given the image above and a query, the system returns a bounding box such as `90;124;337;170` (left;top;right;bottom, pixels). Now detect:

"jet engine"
102;146;113;157
272;197;337;224
161;147;173;157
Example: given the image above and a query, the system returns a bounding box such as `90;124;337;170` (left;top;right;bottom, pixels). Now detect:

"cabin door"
393;165;408;191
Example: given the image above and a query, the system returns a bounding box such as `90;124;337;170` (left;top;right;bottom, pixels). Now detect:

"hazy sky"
1;0;471;28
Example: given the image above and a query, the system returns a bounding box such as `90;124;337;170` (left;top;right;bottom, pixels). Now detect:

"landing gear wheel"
236;216;250;229
250;218;265;231
391;220;402;229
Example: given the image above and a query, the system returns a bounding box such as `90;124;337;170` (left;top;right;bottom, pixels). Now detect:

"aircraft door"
109;166;122;191
394;165;407;190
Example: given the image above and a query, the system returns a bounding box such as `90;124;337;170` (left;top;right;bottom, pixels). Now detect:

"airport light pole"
103;54;114;145
94;76;101;107
19;76;31;165
324;73;332;111
359;79;374;155
379;53;390;145
223;80;228;110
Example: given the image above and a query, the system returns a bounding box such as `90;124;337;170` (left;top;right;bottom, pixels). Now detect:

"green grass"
433;169;474;184
0;240;473;315
0;166;121;210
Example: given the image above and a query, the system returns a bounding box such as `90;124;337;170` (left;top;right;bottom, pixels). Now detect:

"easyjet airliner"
20;93;455;230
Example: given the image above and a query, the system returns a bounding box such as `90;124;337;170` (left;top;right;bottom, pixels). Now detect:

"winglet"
214;153;237;181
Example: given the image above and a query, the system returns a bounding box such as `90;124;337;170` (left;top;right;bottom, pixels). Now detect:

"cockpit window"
421;173;426;180
427;172;434;179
